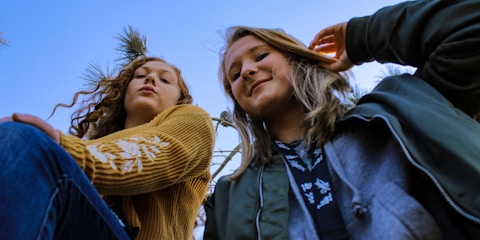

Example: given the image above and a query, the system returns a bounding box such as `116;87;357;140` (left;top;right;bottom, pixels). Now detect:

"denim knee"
0;121;71;176
0;121;50;145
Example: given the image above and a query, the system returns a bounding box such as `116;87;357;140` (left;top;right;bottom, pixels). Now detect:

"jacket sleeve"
203;176;231;240
346;0;480;117
59;105;215;195
203;193;219;240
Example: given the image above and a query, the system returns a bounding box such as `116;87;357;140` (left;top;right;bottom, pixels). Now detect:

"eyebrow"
249;44;267;53
227;44;268;73
139;66;167;73
140;66;175;77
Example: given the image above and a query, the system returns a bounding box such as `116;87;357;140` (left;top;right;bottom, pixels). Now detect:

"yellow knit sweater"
59;105;215;240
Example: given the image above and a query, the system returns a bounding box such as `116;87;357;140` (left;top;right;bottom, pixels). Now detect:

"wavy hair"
219;26;352;179
53;56;192;139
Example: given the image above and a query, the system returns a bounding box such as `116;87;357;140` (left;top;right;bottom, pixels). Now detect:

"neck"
265;107;306;144
124;114;155;129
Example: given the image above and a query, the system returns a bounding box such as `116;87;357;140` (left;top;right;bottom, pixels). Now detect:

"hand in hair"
309;22;353;72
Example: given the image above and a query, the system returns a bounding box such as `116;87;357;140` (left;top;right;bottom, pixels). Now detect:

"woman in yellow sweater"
0;56;215;239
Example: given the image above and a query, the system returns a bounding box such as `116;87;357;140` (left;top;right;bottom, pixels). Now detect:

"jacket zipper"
354;115;480;224
255;165;265;240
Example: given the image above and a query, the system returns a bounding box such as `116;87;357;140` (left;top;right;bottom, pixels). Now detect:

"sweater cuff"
346;16;374;65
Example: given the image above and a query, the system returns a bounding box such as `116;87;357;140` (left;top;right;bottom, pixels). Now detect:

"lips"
139;86;156;93
250;79;270;95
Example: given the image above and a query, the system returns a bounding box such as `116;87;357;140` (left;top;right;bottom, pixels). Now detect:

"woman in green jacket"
204;0;480;239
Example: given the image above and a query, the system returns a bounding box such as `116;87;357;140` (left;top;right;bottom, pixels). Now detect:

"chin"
247;110;266;121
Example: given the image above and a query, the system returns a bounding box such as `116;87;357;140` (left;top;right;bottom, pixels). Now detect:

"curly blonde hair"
54;56;192;139
219;26;352;179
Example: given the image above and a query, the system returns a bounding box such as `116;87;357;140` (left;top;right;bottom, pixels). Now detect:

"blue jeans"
0;122;131;240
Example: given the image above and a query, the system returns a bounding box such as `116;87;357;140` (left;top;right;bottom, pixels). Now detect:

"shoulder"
146;104;215;139
215;175;233;190
163;104;211;117
153;105;213;126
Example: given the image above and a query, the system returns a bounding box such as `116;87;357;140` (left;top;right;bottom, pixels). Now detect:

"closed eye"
256;52;269;61
231;71;241;81
231;52;269;81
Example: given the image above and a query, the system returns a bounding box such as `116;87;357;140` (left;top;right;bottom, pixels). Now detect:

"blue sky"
1;0;407;132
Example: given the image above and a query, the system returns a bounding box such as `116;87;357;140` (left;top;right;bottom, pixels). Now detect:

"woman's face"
224;35;295;120
124;60;181;120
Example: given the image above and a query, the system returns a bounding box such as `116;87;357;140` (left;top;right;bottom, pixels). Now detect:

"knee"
0;122;70;172
0;122;52;147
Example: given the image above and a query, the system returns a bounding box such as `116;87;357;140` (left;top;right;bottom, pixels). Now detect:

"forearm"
60;105;215;195
346;0;480;116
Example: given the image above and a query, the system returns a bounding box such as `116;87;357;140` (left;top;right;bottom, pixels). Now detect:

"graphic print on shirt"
275;140;334;210
87;135;170;173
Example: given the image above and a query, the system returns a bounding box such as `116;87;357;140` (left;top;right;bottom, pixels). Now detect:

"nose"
144;74;156;85
240;62;257;81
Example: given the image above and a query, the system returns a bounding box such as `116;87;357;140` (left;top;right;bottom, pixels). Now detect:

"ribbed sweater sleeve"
59;104;215;195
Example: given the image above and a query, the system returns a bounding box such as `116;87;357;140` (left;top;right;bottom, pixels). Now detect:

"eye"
160;78;169;83
231;71;241;81
135;74;145;79
256;52;269;62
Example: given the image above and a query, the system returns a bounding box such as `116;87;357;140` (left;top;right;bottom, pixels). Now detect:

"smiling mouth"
250;79;269;95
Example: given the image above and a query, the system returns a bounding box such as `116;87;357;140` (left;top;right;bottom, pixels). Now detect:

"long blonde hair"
53;56;192;139
219;26;351;179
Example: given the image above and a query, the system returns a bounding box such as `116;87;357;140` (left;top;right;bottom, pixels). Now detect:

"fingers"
311;35;335;49
12;113;44;126
312;42;337;55
0;115;13;122
309;22;352;72
12;113;60;143
309;35;336;55
325;58;354;72
309;22;348;51
309;26;336;50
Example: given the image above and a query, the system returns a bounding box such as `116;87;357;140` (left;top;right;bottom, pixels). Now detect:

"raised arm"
312;0;480;117
351;0;480;116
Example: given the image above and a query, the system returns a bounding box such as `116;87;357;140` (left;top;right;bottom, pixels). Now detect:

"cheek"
231;87;251;113
172;86;182;100
275;61;291;78
123;88;134;104
172;92;182;104
164;87;182;105
230;82;244;101
124;81;136;99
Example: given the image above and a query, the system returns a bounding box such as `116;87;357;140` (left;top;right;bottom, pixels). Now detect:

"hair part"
219;26;351;179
